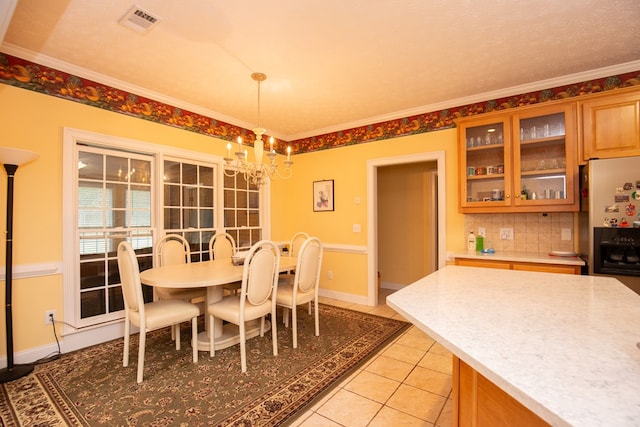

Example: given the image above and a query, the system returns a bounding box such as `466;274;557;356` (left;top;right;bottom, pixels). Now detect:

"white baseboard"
0;341;61;368
61;322;126;354
318;288;370;306
380;281;406;291
0;322;127;368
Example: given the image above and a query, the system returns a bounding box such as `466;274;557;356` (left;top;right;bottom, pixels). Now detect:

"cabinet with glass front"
458;102;579;213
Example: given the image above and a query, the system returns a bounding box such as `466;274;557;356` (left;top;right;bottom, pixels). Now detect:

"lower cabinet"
454;258;581;275
453;357;550;427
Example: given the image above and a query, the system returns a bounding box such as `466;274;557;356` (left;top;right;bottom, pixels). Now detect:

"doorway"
366;151;446;306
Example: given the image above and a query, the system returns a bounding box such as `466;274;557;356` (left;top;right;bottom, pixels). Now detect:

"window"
63;129;266;330
223;171;262;250
77;146;153;322
163;159;216;261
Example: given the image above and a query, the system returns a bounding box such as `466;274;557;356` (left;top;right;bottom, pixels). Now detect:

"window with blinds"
77;147;153;321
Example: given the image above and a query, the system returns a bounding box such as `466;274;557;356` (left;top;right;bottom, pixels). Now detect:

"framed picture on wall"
313;180;334;212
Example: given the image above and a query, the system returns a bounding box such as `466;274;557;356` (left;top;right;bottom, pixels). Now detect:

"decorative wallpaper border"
1;52;639;155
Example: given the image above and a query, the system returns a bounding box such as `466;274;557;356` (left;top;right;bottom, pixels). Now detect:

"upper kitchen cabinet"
458;102;579;213
580;86;640;162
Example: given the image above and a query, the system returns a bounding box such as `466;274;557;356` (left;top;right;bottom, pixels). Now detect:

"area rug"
0;304;408;426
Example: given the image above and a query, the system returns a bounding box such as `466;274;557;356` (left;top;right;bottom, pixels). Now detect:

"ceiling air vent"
118;6;160;33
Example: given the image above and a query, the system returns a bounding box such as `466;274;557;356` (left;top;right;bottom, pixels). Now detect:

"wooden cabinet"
580;86;640;162
454;258;581;275
453;356;550;427
457;102;579;213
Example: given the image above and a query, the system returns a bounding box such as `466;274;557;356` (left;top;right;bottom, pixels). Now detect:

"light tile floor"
290;289;453;427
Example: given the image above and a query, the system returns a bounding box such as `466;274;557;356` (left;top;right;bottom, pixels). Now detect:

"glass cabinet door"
460;117;511;208
512;104;577;208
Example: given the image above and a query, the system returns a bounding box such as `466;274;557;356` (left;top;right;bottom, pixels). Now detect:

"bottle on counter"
476;235;484;252
467;231;476;252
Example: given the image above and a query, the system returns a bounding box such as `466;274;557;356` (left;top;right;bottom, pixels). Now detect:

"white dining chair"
208;232;237;260
208;240;280;373
209;232;242;295
276;237;323;348
279;231;311;283
288;231;310;257
117;241;199;383
154;234;206;305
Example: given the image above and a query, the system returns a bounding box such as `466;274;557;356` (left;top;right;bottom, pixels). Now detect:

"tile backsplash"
465;212;575;253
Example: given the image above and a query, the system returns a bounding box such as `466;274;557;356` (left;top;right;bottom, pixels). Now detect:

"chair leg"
283;307;290;328
314;299;320;337
209;315;215;357
175;324;181;350
137;330;146;383
123;319;130;367
308;301;312;315
292;304;298;349
271;309;278;357
240;321;247;373
191;317;198;363
260;316;265;337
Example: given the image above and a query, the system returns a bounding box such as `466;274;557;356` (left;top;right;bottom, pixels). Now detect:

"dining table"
139;255;298;351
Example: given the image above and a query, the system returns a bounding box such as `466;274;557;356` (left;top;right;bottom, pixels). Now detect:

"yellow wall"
270;131;465;297
0;83;464;355
0;85;230;354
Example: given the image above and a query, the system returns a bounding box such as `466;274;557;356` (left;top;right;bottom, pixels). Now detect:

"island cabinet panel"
580;86;640;162
454;258;580;274
453;357;550;427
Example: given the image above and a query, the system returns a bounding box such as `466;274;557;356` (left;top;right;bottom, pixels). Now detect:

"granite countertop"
386;266;640;427
452;250;586;266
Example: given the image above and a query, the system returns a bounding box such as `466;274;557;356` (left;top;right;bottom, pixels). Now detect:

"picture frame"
313;180;334;212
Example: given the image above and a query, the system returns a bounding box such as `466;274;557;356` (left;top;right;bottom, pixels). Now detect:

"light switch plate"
561;228;572;241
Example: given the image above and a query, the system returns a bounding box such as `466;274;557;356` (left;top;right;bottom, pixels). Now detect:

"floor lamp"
0;148;38;383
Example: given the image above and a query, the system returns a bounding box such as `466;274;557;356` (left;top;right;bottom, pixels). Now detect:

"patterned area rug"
0;304;408;426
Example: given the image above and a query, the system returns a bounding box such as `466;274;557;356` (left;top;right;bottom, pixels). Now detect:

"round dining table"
139;256;298;351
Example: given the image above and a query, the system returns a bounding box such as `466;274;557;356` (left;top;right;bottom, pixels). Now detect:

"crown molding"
0;42;266;136
287;59;640;141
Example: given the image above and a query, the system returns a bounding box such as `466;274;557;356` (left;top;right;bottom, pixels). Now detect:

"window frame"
62;128;269;332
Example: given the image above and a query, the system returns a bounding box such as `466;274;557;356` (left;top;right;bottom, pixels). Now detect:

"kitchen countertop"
386;266;640;427
452;250;586;266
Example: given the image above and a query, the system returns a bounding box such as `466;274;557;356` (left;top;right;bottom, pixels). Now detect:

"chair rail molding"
0;262;62;280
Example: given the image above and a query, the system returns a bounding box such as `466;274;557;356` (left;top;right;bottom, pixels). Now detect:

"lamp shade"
0;148;39;166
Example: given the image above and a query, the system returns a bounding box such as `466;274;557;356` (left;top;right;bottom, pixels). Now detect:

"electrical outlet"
478;227;486;237
45;310;56;325
561;228;572;241
327;270;334;280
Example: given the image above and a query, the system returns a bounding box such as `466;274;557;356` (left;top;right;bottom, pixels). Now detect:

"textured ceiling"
2;0;640;141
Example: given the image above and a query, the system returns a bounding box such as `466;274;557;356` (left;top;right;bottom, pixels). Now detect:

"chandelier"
224;72;293;187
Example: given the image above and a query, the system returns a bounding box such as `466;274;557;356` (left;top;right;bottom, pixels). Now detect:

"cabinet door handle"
505;194;510;199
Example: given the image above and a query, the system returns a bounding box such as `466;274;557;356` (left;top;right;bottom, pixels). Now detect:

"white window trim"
62;128;270;349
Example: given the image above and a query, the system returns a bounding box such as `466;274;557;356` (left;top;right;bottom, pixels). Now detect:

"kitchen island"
386;266;640;426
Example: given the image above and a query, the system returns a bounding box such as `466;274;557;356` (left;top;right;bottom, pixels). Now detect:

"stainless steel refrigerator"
578;157;640;295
